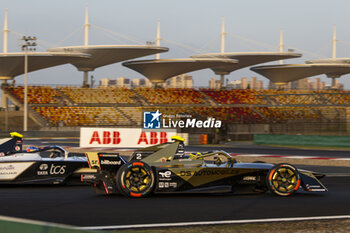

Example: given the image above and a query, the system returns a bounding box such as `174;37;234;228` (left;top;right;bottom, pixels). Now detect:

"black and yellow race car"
81;136;327;197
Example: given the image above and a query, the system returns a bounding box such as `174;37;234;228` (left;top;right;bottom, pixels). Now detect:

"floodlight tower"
83;5;90;87
21;36;37;131
220;16;226;89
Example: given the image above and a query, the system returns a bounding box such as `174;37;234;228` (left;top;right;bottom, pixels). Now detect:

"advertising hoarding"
80;128;178;148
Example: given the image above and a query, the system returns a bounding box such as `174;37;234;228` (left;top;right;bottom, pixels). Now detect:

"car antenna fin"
10;132;23;138
171;136;185;142
0;132;23;155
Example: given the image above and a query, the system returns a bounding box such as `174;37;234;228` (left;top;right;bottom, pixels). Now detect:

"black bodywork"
0;133;88;185
81;139;327;197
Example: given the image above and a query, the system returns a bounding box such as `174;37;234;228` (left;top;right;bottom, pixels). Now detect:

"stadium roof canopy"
122;58;238;83
250;63;350;84
191;52;302;75
47;45;169;71
306;58;350;64
0;52;90;80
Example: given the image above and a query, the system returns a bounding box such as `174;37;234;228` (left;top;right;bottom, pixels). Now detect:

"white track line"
77;215;350;230
333;158;350;161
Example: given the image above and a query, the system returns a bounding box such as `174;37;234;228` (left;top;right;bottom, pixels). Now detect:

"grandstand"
57;87;138;104
2;7;350;144
0;10;348;137
2;85;349;140
32;106;131;127
135;88;205;105
201;89;263;104
7;86;61;104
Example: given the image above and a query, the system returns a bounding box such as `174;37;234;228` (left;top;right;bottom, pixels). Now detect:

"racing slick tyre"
266;163;301;196
116;161;155;197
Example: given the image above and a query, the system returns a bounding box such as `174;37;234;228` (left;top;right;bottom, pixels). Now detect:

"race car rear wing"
0;132;23;156
129;136;185;162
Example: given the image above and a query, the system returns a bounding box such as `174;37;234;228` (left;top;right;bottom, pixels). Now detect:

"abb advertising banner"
80;128;177;148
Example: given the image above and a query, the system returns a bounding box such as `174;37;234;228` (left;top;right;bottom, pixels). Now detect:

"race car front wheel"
266;163;301;196
116;161;155;197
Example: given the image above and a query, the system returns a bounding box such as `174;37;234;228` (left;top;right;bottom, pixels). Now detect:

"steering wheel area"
49;150;63;158
192;151;236;167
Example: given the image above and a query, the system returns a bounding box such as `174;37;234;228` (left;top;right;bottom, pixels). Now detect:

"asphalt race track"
0;140;345;227
0;176;349;227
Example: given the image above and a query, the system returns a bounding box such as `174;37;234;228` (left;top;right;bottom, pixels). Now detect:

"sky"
1;0;350;88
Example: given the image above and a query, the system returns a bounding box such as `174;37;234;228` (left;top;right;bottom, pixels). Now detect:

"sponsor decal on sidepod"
100;160;122;165
37;164;66;176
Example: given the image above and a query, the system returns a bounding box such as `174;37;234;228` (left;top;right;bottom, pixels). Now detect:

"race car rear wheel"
266;163;301;196
116;161;155;197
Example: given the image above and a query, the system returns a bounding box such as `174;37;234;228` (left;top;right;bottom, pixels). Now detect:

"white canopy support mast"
279;29;284;64
2;9;9;108
156;19;161;60
83;5;90;87
220;16;226;89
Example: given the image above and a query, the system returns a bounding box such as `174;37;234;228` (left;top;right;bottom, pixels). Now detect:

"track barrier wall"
254;134;350;147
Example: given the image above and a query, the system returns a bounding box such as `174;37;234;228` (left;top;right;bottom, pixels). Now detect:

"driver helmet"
26;146;39;152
